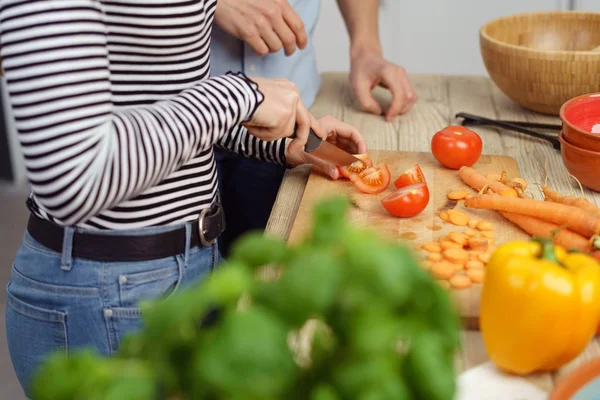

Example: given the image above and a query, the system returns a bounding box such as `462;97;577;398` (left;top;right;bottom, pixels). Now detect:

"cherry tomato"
381;183;430;218
431;126;482;170
338;154;374;179
394;164;426;189
350;164;391;194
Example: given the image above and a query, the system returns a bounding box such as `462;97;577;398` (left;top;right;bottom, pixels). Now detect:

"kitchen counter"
265;72;600;393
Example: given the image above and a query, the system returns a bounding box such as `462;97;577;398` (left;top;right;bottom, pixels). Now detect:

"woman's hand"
286;115;368;179
243;77;325;153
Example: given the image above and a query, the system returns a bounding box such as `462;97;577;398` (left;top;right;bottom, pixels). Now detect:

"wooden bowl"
480;11;600;115
560;92;600;151
549;357;600;399
559;131;600;192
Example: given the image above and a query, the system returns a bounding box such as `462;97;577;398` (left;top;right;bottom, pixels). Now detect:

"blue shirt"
210;0;322;108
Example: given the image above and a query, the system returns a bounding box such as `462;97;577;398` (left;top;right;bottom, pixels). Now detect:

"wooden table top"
264;72;600;393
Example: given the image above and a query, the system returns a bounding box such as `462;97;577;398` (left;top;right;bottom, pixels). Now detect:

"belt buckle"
198;204;219;247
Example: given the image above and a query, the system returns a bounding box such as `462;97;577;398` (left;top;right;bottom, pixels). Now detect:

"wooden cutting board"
287;150;530;328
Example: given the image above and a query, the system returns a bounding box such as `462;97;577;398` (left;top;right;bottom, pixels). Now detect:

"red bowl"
550;357;600;400
560;93;600;152
559;132;600;192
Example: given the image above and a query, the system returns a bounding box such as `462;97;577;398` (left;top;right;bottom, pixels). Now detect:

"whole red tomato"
381;183;430;218
431;126;482;170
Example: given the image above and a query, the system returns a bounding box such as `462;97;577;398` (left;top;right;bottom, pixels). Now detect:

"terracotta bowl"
550;357;600;399
559;132;600;192
560;93;600;152
480;11;600;115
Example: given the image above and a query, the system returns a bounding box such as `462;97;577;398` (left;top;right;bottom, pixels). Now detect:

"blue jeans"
215;148;285;258
5;222;221;397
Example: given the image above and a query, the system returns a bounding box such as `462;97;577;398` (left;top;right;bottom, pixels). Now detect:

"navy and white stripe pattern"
0;0;286;229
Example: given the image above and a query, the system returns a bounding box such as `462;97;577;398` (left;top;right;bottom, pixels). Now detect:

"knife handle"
291;125;322;153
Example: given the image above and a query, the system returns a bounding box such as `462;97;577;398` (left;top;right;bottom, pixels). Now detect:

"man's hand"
350;49;418;121
214;0;307;56
286;116;367;179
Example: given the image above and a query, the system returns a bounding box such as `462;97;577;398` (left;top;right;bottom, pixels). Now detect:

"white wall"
314;0;574;75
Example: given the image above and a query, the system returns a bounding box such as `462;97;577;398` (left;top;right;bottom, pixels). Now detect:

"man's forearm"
336;0;382;56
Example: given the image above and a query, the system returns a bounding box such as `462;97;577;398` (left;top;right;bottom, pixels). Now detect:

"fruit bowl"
560;93;600;152
480;11;600;115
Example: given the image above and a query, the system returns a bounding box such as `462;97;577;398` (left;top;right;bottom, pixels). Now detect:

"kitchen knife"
291;125;360;167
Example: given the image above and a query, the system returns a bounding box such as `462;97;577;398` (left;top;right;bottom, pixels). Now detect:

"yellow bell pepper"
480;238;600;375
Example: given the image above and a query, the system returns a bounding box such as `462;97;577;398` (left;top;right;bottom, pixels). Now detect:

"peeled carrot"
459;167;518;197
511;177;528;190
465;194;600;238
542;185;600;217
487;173;502;181
501;212;592;252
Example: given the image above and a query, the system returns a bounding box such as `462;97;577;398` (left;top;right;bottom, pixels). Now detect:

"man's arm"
336;0;417;120
336;0;382;57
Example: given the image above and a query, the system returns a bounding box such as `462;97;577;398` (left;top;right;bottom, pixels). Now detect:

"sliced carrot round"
467;268;485;283
431;261;455;280
440;239;463;250
448;231;469;246
448;190;469;201
468;219;480;229
449;275;472;289
464;228;478;237
443;248;469;263
449;212;470;226
468;238;489;252
422;242;442;253
465;260;484;270
478;253;492;264
427;252;443;262
440;211;450;222
477;221;494;231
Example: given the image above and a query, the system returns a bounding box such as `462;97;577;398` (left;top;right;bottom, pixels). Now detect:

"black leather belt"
26;204;226;262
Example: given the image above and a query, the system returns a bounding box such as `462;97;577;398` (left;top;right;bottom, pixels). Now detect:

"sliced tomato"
394;164;426;189
350;163;390;194
338;154;373;179
381;183;430;218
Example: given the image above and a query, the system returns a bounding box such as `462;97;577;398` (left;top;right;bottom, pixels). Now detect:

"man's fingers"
272;17;297;56
399;74;418;114
282;2;307;49
352;76;382;115
319;116;367;154
381;66;408;121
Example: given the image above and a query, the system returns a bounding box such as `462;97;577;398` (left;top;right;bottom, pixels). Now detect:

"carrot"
448;231;469;246
449;275;472;289
468;238;489;252
449;212;470;226
465;194;600;238
448;190;469;200
427;253;444;262
443;248;469;263
468;219;479;229
440;239;462;250
440;211;450;222
459;167;518;197
487;173;502;181
422;242;442;253
501;212;592;252
431;262;455;280
464;228;478;237
466;260;484;270
511;177;528;190
478;253;492;263
476;221;494;231
482;231;495;239
467;269;485;283
542;185;600;217
452;262;465;272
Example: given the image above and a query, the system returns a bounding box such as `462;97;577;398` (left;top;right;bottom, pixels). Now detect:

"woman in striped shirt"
0;0;366;394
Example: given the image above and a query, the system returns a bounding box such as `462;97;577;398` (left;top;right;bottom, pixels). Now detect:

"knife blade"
291;126;360;167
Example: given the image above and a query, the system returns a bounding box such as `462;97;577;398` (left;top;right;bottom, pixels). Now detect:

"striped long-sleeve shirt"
0;0;287;229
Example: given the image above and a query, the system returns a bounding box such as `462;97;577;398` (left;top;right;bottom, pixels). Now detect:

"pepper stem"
533;236;560;265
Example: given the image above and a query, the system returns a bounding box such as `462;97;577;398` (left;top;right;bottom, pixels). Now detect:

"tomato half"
431;126;482;170
381;183;430;218
350;164;390;194
394;164;426;189
338;154;374;179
